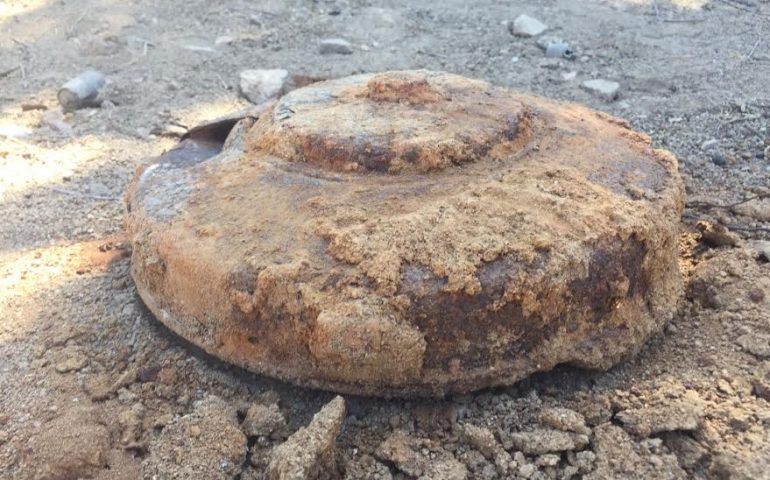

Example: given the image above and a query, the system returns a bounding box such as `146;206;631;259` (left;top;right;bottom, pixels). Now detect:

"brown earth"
1;0;769;479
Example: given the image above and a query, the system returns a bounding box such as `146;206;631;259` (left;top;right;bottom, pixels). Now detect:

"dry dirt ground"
1;0;769;479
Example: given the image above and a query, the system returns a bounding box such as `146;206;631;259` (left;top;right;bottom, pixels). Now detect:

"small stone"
242;402;286;438
735;333;770;358
0;430;9;445
463;424;502;460
239;69;289;105
710;151;727;166
661;432;707;470
752;240;770;262
54;347;88;373
536;453;560;467
118;402;146;444
581;79;620;101
700;139;719;150
572;451;596;473
518;463;536;478
319;38;354;55
545;42;571;58
509;14;547;37
615;400;703;437
539;407;590;434
344;454;393;480
561;71;578;81
716;378;735;395
696;221;738;248
505;429;588;455
267;396;346;480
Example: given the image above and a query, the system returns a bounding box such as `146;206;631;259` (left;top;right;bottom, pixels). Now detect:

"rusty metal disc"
126;70;684;397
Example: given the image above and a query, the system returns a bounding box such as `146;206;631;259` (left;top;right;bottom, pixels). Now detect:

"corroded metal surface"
126;70;684;397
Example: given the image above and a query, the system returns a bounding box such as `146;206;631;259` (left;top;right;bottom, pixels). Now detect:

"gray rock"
581;79;620;101
243;402;286;438
267;396;346;480
504;429;589;455
319;38;354;55
239;69;289;104
510;14;547;37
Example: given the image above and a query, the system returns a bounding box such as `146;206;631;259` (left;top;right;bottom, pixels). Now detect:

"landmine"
126;70;684;397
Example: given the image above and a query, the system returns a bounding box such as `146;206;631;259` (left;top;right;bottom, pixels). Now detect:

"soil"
1;0;769;479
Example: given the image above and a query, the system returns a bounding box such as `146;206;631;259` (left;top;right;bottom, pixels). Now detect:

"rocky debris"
53;346;88;373
587;423;686;479
751;240;770;262
375;430;468;480
615;400;704;437
141;395;247;480
242;402;287;438
581;79;620;101
661;432;708;470
461;424;512;475
732;198;770;222
503;429;589;455
118;402;146;444
736;333;770;358
266;396;346;480
539;407;590;435
462;424;500;459
239;69;289;105
20;407;110;480
82;367;138;401
509;14;547;37
319;38;353;54
696;221;739;248
343;454;393;480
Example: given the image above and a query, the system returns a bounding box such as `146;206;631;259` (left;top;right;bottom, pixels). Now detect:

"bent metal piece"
126;71;684;397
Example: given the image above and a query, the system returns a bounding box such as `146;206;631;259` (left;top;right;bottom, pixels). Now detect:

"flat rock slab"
126;70;684;397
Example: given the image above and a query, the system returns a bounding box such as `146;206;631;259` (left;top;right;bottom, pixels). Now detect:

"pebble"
239;69;289;105
561;71;578;81
581;79;620;101
319;38;354;55
509;14;547;37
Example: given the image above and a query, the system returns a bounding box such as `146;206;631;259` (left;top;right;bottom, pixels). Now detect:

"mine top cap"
247;70;528;174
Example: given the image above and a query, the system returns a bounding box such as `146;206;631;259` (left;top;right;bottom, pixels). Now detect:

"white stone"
581;79;620;101
319;38;354;54
239;69;289;105
511;14;547;37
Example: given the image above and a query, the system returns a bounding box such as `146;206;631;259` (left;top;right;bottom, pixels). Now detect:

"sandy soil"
1;0;769;479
